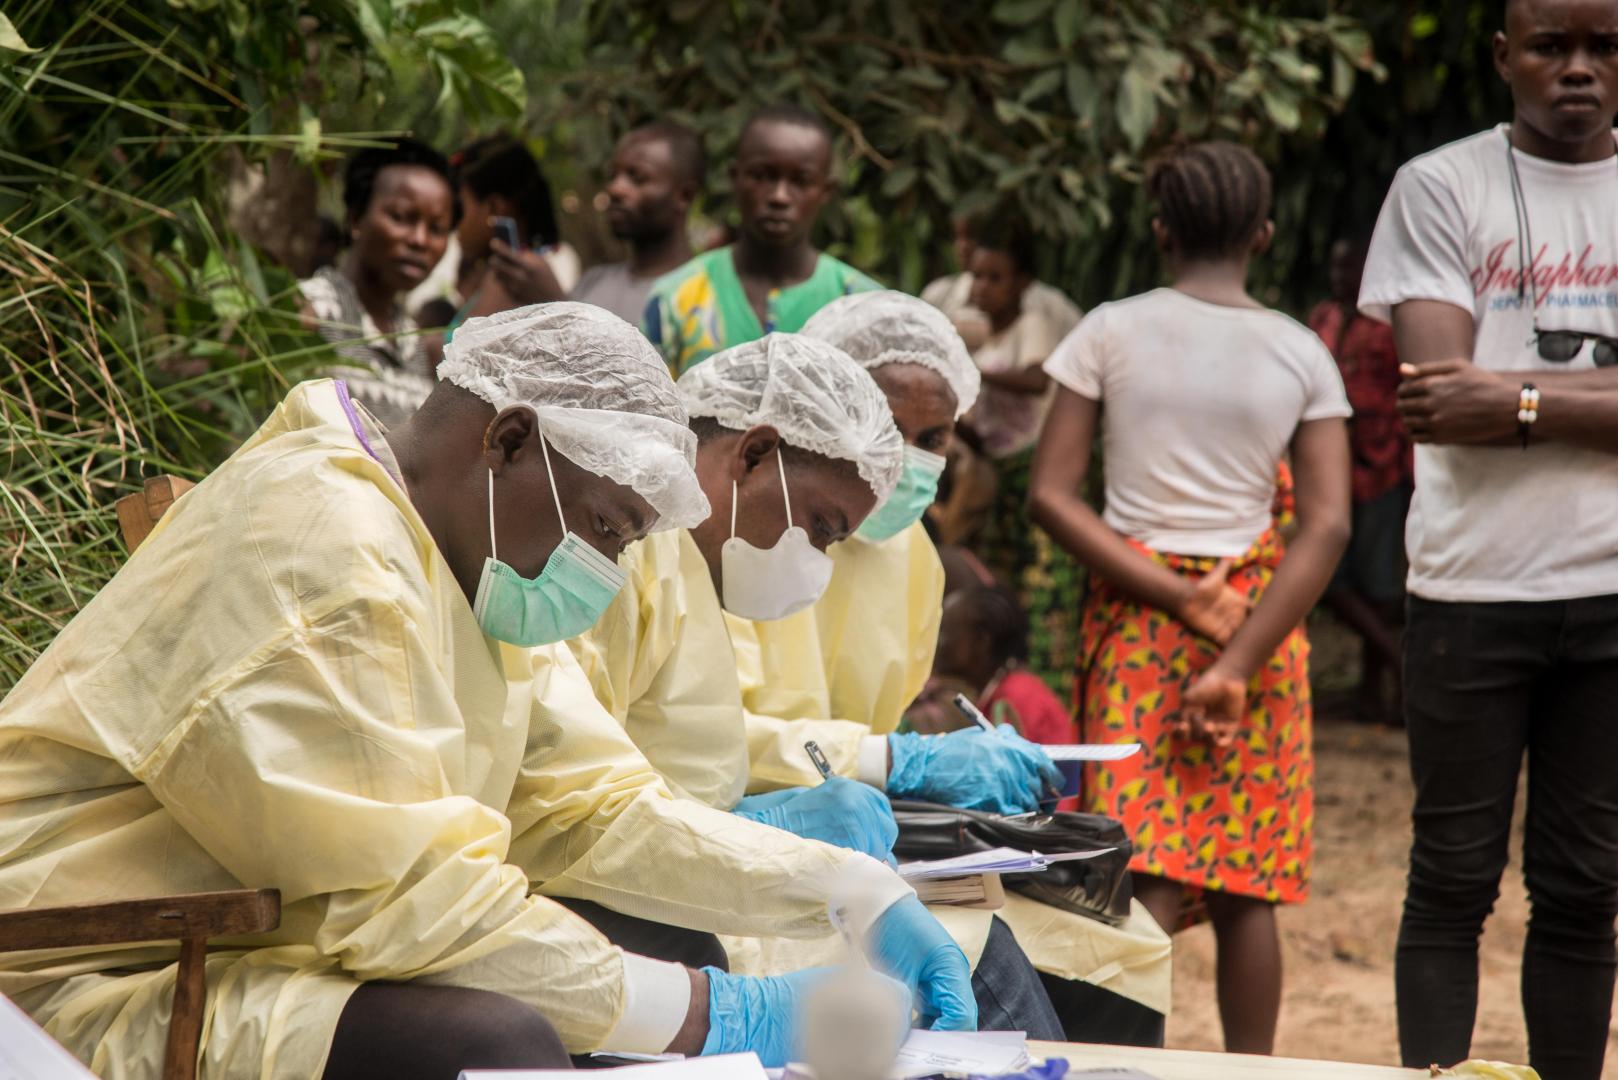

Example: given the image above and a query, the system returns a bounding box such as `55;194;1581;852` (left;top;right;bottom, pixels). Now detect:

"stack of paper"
461;1053;766;1079
899;846;1110;881
891;1029;1030;1078
1042;743;1143;761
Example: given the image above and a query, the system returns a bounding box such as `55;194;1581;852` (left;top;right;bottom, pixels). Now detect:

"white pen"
952;692;997;735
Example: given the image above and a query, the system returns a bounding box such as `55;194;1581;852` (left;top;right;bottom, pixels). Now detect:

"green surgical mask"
473;436;627;646
856;445;946;542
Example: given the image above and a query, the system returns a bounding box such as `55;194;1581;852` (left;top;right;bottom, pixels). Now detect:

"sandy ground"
1160;616;1618;1074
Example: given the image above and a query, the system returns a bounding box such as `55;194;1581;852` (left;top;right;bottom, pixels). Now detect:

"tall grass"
0;0;518;687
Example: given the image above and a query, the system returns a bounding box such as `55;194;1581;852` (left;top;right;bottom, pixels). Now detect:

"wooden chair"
0;473;282;1080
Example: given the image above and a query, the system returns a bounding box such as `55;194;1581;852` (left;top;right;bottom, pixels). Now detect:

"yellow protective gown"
727;521;1175;1015
0;380;903;1079
732;522;943;791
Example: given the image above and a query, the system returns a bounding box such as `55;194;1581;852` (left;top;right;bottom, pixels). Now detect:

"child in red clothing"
925;582;1074;744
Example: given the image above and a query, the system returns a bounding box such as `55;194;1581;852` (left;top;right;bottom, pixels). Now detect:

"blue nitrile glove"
886;725;1064;814
700;966;830;1066
866;895;978;1031
733;777;900;865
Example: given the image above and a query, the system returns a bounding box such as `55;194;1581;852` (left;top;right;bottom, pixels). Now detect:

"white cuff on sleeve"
601;951;693;1054
827;852;915;941
857;734;890;789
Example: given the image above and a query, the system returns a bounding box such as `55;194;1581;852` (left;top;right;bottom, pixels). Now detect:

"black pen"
805;739;832;782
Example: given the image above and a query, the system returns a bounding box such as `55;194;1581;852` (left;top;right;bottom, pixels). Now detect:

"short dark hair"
955;585;1029;667
625;120;708;191
739;103;834;152
343;138;456;226
451;135;560;246
973;214;1036;276
1146;140;1272;261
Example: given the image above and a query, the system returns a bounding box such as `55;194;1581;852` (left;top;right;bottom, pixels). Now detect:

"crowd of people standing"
2;1;1615;1077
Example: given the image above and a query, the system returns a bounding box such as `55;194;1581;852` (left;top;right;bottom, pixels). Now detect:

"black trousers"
1397;595;1618;1080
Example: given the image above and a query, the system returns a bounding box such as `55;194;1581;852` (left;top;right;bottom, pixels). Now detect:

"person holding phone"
449;135;572;330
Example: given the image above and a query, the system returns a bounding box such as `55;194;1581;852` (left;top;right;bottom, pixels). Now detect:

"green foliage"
0;0;519;686
563;0;1382;301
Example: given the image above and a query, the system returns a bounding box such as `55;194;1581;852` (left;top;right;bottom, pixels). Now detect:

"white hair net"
678;333;904;500
438;302;710;530
800;290;980;419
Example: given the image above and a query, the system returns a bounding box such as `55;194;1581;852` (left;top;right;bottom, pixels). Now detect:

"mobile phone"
490;215;520;250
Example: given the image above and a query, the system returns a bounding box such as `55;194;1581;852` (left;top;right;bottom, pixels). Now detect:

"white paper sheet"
0;994;97;1080
892;1028;1030;1078
461;1052;766;1079
898;847;1051;880
1043;743;1143;761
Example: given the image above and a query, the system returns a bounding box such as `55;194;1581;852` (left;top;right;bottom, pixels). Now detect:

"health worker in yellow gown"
0;303;959;1079
738;289;1176;1044
570;331;1067;1032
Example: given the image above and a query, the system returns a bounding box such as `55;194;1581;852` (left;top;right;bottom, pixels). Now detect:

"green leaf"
295;103;321;167
881;163;917;197
1020;68;1063;105
1065;62;1097;119
1260;88;1301;130
1331;52;1355;100
1115;61;1157;149
1409;13;1439;41
1054;0;1083;49
993;0;1054;26
0;11;37;53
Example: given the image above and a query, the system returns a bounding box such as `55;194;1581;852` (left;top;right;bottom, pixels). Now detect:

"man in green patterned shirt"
642;104;881;376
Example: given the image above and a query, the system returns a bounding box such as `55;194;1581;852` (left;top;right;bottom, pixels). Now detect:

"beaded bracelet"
1518;382;1540;449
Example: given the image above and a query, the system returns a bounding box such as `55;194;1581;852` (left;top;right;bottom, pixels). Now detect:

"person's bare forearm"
1030;491;1190;614
1506;369;1618;452
666;967;711;1056
1214;519;1348;680
980;367;1050;395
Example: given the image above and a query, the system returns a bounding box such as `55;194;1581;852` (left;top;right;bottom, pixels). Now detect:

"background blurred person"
1308;236;1411;725
1031;140;1351;1055
965;216;1085;702
642;104;879;376
449;135;571;329
572;120;705;323
299;137;455;424
922;212;1081;351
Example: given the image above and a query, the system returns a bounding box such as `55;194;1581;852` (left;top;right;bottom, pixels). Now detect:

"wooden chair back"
0;474;280;1080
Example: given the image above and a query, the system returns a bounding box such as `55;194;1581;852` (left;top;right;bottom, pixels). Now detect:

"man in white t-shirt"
1360;3;1618;1076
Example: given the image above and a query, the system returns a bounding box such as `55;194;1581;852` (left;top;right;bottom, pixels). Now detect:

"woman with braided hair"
1029;140;1352;1053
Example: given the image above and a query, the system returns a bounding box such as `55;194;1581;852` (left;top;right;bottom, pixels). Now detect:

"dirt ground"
1161;615;1618;1074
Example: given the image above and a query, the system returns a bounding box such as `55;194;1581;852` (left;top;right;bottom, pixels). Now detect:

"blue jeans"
972;916;1064;1040
1397;595;1618;1080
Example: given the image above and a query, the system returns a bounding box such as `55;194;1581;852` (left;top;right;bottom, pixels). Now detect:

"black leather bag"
889;799;1134;927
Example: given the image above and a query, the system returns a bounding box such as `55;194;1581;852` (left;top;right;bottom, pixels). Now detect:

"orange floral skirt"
1075;528;1313;905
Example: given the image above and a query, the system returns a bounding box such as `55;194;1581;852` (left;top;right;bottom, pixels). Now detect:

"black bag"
889;799;1134;927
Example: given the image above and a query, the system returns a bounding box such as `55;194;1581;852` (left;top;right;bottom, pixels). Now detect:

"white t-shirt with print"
1360;124;1618;603
1044;287;1350;558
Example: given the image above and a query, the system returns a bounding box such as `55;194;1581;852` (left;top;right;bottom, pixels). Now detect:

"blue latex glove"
700;965;830;1066
887;725;1064;814
866;895;978;1031
733;777;899;865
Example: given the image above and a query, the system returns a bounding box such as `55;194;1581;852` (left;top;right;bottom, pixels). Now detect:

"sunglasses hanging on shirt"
1504;127;1618;368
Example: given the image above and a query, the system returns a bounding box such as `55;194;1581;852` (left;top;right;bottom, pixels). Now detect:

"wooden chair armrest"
115;475;196;553
0;889;280;952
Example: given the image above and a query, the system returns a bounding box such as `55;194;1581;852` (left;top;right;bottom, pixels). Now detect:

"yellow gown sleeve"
128;592;633;1053
509;640;910;939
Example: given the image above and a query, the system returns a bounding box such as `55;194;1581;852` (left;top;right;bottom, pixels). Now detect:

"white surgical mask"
721;452;834;621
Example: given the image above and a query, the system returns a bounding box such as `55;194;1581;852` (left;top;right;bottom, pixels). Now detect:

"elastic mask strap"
730;480;739;540
487;469;498;561
775;451;793;529
537;431;567;536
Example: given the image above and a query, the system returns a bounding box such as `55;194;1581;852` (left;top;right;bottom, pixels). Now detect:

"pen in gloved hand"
805;740;833;782
952;693;997;735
